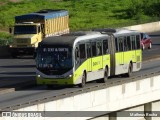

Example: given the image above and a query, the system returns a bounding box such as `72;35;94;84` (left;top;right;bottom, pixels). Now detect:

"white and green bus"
36;29;142;88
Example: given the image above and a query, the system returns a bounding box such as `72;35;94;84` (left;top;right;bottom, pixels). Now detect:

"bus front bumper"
36;76;74;85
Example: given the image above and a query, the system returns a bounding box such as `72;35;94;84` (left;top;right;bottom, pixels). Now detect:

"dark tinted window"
79;44;86;59
92;42;97;57
103;40;108;54
115;38;118;52
127;36;131;50
124;37;128;51
136;35;140;49
97;42;102;56
131;36;136;50
118;37;123;52
87;43;91;58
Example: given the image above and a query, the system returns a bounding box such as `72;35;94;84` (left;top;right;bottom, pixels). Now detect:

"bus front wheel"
126;63;132;77
78;73;86;88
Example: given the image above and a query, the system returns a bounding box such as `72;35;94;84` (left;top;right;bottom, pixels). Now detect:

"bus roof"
39;31;105;47
39;36;77;46
92;28;140;35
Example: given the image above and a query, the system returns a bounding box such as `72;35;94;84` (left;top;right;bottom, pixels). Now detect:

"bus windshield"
14;25;37;34
36;46;72;72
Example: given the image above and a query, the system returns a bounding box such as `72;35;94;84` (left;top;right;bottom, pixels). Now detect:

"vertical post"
144;102;152;120
109;112;117;120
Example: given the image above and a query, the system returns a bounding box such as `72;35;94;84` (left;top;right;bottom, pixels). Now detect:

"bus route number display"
43;48;68;52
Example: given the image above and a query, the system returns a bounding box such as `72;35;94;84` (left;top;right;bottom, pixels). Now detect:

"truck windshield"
14;25;37;34
36;46;73;75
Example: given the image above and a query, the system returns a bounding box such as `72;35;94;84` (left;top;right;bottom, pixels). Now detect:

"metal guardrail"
0;70;160;111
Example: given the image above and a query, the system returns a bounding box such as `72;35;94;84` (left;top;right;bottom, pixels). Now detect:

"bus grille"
39;69;71;75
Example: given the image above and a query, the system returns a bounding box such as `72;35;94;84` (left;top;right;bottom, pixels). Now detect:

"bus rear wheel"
126;63;132;77
98;68;108;83
78;73;86;88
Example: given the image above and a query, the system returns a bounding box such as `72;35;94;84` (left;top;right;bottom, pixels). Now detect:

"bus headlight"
69;75;72;77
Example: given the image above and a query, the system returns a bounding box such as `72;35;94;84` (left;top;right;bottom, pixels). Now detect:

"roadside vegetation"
0;0;160;44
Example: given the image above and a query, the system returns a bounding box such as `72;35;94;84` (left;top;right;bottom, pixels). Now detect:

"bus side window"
97;42;102;56
115;38;119;52
92;42;97;57
75;47;80;65
103;40;108;54
124;37;128;51
127;36;131;51
131;36;136;50
136;35;140;49
79;44;86;59
87;44;91;58
118;37;123;52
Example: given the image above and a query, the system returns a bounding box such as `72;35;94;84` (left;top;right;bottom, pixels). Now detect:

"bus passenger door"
135;35;141;70
86;43;92;72
97;41;103;69
117;37;124;73
118;37;124;65
131;36;136;63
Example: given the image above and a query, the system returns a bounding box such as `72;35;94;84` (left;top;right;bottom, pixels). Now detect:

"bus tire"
126;63;132;77
98;67;108;83
78;72;86;88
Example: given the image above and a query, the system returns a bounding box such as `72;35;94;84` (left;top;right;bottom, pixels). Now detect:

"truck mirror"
9;27;12;34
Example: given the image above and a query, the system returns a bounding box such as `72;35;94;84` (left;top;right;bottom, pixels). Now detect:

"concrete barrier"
124;21;160;33
1;74;160;120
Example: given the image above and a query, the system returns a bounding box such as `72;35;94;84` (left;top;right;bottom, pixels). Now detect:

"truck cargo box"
15;9;69;37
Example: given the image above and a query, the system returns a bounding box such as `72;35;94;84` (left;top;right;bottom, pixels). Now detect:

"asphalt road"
0;53;160;109
0;35;159;109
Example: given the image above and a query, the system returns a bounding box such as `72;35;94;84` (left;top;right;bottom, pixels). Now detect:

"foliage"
0;0;160;41
0;32;13;46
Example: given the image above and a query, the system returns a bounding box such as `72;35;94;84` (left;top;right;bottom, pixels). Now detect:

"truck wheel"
78;72;86;88
47;85;53;89
11;53;17;58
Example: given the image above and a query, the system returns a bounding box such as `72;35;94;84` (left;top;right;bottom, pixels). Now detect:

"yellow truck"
9;9;69;58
